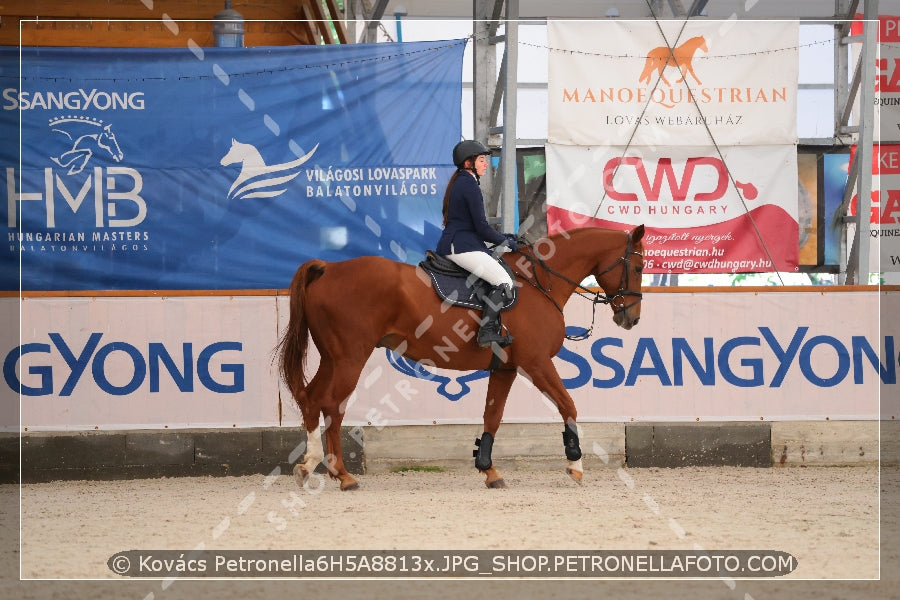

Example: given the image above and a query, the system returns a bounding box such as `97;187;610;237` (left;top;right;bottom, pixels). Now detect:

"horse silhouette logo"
638;36;708;87
49;116;124;175
220;139;318;201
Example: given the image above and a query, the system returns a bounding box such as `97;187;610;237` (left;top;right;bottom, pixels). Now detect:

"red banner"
545;144;799;274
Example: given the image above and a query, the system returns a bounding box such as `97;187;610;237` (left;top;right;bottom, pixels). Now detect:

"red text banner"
853;14;900;143
545;144;799;273
850;144;900;272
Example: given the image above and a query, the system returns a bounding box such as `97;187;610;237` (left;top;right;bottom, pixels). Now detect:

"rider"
436;140;518;348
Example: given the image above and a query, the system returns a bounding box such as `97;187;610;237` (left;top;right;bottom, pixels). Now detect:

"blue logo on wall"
220;138;317;201
49;116;124;175
385;350;489;401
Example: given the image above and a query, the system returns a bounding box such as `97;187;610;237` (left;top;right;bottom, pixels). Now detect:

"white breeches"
446;250;513;288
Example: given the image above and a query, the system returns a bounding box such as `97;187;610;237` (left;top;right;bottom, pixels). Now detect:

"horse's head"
693;36;708;54
221;138;257;167
98;124;123;162
595;225;645;330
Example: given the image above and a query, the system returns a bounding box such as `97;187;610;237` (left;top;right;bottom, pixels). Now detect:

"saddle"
418;251;518;311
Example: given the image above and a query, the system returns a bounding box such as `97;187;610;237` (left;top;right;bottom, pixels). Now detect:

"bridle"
512;232;644;341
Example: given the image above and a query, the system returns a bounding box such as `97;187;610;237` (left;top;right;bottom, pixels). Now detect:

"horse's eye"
635;265;643;274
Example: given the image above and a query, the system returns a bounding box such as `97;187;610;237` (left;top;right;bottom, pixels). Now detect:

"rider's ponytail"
441;169;464;226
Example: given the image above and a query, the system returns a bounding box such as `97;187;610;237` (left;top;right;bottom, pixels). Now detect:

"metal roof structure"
347;0;887;282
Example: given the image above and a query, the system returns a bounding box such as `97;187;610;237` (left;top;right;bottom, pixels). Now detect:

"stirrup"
477;329;513;349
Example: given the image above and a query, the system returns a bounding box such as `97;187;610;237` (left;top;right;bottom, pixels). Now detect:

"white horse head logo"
49;116;124;175
220;139;318;201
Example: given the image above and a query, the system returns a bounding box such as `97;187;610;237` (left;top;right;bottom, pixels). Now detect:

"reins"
510;232;644;341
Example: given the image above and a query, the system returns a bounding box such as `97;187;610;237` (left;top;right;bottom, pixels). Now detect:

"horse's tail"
279;259;326;430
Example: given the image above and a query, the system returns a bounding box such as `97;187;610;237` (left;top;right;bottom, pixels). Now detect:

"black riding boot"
477;285;513;348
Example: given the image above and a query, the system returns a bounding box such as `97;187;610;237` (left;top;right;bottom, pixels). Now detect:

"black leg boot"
477;285;513;348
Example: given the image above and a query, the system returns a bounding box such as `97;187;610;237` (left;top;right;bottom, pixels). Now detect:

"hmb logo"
6;115;144;229
48;116;123;175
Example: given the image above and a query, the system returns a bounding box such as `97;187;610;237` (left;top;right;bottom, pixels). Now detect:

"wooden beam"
2;0;301;20
298;4;321;44
2;0;348;47
4;20;299;48
303;0;336;44
323;0;349;44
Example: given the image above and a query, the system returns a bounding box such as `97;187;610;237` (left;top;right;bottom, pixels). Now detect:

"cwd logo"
220;139;318;201
604;156;758;203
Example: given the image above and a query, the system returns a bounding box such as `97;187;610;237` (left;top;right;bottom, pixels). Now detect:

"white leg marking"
567;458;584;474
303;428;324;473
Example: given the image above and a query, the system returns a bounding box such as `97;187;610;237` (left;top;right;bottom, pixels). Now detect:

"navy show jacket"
435;170;507;255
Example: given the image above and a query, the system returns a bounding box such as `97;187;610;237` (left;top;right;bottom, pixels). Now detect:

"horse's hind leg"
292;360;359;491
322;401;359;491
320;357;369;491
295;415;359;491
475;369;517;489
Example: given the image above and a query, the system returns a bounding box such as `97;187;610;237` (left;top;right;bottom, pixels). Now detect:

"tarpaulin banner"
1;41;465;290
845;145;900;273
547;20;798;147
5;290;887;431
852;14;900;143
545;143;799;273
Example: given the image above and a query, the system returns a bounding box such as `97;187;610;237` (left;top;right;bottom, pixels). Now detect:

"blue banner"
1;41;465;290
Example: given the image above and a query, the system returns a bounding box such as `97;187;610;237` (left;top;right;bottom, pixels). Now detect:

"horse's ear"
632;224;645;242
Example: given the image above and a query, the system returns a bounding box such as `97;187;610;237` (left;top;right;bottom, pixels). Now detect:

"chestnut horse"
279;225;645;490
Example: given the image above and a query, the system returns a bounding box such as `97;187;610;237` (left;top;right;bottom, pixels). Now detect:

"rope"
583;0;786;285
2;39;468;82
590;2;692;222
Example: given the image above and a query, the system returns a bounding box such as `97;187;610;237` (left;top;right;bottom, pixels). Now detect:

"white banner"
10;297;281;430
547;20;798;147
545;143;799;273
4;290;891;431
281;291;884;424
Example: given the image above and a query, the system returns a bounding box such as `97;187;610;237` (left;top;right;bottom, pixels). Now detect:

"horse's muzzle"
613;310;639;330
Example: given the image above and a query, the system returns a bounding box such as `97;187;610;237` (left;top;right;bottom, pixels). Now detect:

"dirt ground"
1;464;896;600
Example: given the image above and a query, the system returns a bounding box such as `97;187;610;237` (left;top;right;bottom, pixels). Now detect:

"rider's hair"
441;158;475;226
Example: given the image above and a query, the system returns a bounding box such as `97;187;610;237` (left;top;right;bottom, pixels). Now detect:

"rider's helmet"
452;140;491;168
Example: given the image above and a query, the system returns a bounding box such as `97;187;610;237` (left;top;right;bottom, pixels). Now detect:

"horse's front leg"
475;369;517;489
522;359;584;484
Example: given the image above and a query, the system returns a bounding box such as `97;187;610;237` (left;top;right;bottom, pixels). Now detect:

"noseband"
595;231;644;316
514;232;644;341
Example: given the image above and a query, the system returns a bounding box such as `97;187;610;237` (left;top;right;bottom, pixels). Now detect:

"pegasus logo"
638;36;708;87
49;116;124;175
220;139;318;201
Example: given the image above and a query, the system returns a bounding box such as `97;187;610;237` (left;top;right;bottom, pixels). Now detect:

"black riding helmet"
452;140;491;168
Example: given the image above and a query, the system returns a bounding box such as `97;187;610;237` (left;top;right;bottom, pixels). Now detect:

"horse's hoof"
567;468;584;485
340;480;360;491
486;478;507;489
293;463;309;487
